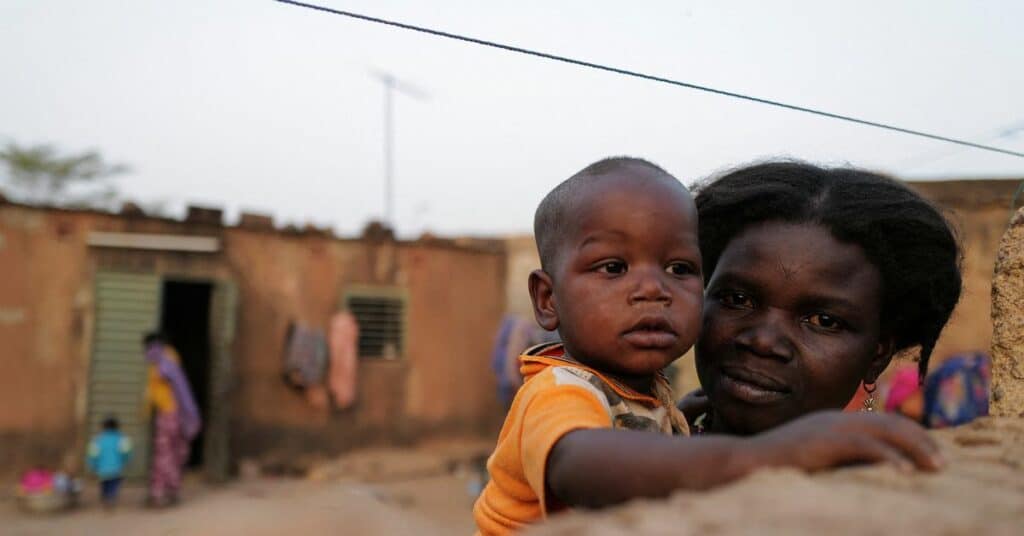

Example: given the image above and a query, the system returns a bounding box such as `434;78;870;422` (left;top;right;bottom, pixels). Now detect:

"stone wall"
991;206;1024;417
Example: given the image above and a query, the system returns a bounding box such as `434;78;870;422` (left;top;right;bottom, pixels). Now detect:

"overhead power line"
896;121;1024;171
275;0;1024;159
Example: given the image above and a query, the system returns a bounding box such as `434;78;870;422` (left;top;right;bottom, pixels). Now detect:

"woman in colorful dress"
143;332;201;507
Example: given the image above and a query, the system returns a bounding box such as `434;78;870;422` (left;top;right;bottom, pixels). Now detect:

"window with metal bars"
345;291;406;359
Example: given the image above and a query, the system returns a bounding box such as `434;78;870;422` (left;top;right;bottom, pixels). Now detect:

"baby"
474;157;702;533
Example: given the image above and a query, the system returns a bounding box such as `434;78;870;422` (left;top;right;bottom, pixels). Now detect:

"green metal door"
204;280;237;482
86;272;161;479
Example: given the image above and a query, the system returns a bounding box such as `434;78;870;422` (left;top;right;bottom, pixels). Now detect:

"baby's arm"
548;428;749;508
547;411;943;509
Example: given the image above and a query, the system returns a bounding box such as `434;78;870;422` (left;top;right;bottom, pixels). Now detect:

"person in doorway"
87;416;133;509
142;332;201;507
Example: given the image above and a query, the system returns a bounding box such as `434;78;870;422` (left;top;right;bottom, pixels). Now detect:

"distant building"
0;200;506;480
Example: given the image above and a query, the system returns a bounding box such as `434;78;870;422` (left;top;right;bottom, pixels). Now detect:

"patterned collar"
693;412;711;435
521;343;671;405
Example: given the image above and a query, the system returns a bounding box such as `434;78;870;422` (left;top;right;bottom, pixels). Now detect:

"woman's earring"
861;382;877;412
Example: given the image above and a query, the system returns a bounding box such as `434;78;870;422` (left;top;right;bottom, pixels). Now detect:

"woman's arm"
547;411;943;509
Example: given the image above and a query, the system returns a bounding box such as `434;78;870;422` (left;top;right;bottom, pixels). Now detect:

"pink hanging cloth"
328;311;360;409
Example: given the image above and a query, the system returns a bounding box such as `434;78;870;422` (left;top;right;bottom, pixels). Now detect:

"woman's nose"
734;309;795;361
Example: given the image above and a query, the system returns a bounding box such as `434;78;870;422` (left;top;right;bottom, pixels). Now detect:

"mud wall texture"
503;235;540;319
228;234;507;460
991;206;1024;417
528;418;1024;535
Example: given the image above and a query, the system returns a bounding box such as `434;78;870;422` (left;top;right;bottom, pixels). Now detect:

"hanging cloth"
283;322;328;388
328;311;360;409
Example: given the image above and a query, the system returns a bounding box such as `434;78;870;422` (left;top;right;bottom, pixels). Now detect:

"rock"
991;207;1024;417
526;418;1024;536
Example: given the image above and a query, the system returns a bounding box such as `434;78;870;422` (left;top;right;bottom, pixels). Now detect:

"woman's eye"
806;313;844;330
719;291;753;308
665;262;696;276
597;261;627;274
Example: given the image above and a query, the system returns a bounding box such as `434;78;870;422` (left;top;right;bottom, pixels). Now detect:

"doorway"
159;280;212;468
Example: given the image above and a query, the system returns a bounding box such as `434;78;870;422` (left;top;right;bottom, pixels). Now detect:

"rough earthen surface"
991;207;1024;417
527;418;1024;536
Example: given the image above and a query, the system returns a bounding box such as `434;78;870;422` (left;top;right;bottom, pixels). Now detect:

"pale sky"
2;1;1022;237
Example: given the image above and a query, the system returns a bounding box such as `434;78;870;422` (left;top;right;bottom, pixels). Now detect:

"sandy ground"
7;419;1023;535
529;417;1024;536
1;440;489;535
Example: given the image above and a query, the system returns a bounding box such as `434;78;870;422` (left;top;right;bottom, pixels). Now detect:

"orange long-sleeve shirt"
473;343;685;535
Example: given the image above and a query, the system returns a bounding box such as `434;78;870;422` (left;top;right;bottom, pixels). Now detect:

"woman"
683;161;962;445
143;332;201;506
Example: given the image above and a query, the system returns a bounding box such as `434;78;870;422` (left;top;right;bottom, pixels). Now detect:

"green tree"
0;142;128;208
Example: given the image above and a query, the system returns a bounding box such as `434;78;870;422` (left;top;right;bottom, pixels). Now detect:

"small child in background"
87;416;133;509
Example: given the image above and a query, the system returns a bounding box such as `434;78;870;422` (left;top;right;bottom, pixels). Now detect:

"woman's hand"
746;411;944;472
676;388;710;425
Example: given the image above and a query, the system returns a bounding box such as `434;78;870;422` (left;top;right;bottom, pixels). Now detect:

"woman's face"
696;222;891;435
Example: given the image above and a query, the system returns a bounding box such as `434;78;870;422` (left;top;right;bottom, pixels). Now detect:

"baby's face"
549;172;703;380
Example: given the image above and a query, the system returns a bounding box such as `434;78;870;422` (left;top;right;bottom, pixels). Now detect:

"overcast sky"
2;1;1022;236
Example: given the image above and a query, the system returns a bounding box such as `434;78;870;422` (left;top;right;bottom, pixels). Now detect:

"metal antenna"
369;69;428;229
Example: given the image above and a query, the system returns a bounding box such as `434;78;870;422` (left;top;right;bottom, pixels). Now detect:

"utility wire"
897;122;1024;171
276;0;1024;159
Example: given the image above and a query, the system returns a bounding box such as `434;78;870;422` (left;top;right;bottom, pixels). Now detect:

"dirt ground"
1;439;489;535
528;417;1024;536
6;419;1023;535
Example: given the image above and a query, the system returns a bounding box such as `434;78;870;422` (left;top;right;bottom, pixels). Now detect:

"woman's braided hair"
694;161;962;382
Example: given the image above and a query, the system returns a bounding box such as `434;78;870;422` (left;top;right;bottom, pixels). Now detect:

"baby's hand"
749;411;944;473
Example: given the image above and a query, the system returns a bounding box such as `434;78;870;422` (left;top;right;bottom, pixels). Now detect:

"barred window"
345;290;406;359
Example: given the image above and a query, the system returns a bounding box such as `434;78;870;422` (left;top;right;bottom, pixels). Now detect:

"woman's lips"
719;365;790;404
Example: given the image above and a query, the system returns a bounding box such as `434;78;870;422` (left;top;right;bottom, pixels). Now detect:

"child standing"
87;416;133;509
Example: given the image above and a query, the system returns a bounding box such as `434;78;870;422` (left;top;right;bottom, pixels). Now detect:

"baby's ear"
864;335;896;385
528;269;559;331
